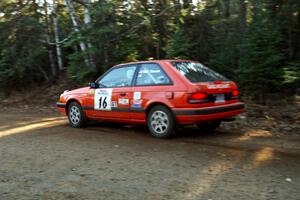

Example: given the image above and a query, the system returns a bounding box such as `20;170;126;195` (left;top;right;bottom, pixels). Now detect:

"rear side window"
171;62;228;83
135;63;171;86
98;65;137;88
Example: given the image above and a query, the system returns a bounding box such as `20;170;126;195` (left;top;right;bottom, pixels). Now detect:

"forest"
0;0;299;103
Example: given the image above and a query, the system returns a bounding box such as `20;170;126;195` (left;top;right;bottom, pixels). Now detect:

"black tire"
67;102;86;128
197;121;221;132
147;105;175;138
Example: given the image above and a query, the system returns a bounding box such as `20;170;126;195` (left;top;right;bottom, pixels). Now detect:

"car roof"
114;59;198;68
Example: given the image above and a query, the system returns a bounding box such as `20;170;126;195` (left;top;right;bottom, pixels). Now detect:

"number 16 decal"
94;89;112;110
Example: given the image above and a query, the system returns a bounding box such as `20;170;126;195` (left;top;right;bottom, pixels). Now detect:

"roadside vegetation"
0;0;299;104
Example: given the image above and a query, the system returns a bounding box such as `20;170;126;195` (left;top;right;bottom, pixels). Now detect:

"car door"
92;64;137;121
131;63;173;121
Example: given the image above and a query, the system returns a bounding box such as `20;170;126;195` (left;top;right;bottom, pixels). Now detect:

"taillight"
188;93;208;103
232;90;239;99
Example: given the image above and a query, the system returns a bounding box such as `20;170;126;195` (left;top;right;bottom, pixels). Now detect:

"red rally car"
56;60;245;138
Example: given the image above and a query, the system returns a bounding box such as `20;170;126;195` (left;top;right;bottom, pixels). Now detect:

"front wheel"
68;102;86;128
147;105;175;138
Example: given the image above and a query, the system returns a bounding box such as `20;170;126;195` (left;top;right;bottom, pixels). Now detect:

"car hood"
67;86;90;94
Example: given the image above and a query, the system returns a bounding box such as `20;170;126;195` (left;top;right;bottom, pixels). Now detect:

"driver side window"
99;65;137;88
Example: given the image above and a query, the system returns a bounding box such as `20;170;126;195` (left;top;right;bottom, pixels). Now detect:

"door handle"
120;92;127;96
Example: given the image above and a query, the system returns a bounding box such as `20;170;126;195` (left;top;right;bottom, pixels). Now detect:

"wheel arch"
65;99;82;115
145;102;175;121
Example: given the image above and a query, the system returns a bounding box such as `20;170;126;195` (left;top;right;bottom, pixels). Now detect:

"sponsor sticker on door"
111;101;118;108
118;98;129;105
131;99;143;108
133;92;141;100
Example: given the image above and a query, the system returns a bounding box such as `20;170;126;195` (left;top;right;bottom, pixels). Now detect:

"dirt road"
0;110;300;200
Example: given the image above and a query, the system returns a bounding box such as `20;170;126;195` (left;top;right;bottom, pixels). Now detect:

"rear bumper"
173;102;245;124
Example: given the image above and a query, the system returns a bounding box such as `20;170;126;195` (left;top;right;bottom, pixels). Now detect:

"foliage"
0;1;48;93
66;51;95;84
237;7;285;101
282;62;300;96
0;0;299;102
166;29;194;59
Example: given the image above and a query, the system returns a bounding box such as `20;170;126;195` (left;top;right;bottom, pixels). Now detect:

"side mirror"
88;82;98;88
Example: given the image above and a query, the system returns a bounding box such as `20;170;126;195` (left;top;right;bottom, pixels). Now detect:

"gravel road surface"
0;111;299;200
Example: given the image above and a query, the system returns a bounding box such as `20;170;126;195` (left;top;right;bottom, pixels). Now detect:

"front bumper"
56;102;66;108
173;102;245;124
56;102;66;115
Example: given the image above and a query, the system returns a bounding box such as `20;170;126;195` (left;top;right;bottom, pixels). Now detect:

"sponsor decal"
118;98;129;105
133;92;141;100
111;101;118;108
131;99;143;108
207;84;230;89
94;88;113;110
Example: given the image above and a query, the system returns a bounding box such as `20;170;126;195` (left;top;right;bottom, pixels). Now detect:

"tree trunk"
38;66;50;82
52;0;64;71
223;0;230;18
296;2;300;61
32;0;51;82
44;0;57;77
154;0;168;58
171;0;181;25
64;0;90;67
239;0;247;31
84;7;92;50
82;0;96;69
182;0;191;10
287;0;294;60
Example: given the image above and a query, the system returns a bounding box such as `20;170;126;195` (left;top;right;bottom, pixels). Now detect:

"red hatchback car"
57;60;245;138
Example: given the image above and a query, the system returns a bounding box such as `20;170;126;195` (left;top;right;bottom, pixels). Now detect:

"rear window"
171;61;228;83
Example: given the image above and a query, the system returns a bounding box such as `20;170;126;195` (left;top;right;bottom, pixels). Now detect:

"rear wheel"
197;121;221;132
147;105;174;138
68;102;86;128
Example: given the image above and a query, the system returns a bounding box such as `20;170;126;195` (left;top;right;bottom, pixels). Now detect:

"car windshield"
171;61;228;83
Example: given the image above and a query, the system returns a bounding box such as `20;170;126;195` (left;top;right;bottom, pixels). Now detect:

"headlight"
60;90;69;99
